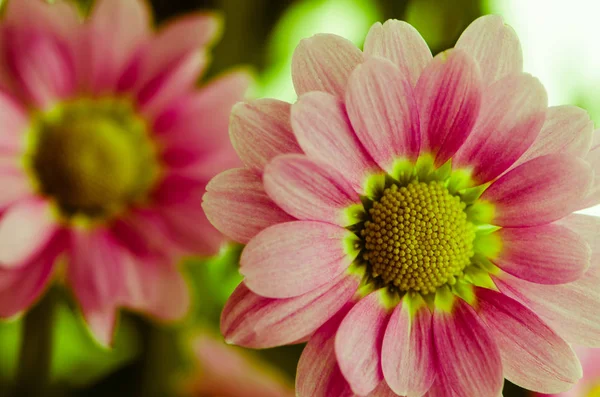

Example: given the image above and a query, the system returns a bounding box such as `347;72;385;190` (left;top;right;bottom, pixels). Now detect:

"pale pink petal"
481;154;593;227
292;33;363;97
296;304;356;397
202;168;294;244
292;91;379;194
511;106;594;170
221;273;359;349
346;57;420;171
87;0;151;93
494;269;600;347
453;73;547;184
0;167;34;210
415;49;483;166
121;256;190;321
558;214;600;253
4;28;76;108
476;287;582;393
433;298;503;396
0;198;57;268
264;154;361;226
67;229;124;345
363;19;432;87
154;70;252;152
335;290;389;396
4;0;80;41
455;15;523;84
229;99;301;172
382;295;435;396
0;232;66;317
0;91;28;154
240;221;356;298
491;224;590;284
579;145;600;209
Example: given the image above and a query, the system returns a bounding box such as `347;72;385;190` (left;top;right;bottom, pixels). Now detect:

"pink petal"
4;0;80;41
433;298;503;396
346;57;420;171
87;0;151;93
492;224;590;284
335;290;389;396
511;106;594;170
481;154;593;227
363;19;432;87
121;256;190;321
221;273;359;349
455;15;523;84
381;295;435;396
415;49;483;166
229;99;301;172
202;168;294;244
476;287;582;393
494;269;600;347
154;70;252;152
558;213;600;254
291;91;379;194
67;229;124;345
292;33;363;98
0;199;57;268
296;304;356;397
453;73;547;184
580;145;600;209
0;232;66;317
240;221;357;298
4;28;76;108
0;166;34;210
0;91;29;155
264;154;361;226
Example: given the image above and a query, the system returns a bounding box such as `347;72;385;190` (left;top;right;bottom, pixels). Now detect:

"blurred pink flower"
181;332;294;397
0;0;250;344
204;15;600;397
536;348;600;397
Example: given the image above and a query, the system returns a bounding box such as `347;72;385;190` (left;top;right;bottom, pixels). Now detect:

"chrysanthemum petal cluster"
204;15;600;397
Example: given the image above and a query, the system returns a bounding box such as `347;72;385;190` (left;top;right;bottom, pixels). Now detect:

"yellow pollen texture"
361;181;475;294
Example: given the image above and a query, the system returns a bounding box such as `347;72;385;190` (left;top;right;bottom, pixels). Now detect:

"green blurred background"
2;0;599;396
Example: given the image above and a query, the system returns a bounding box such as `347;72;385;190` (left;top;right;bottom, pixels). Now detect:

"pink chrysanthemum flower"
536;348;600;397
181;331;294;397
0;0;249;344
204;15;600;397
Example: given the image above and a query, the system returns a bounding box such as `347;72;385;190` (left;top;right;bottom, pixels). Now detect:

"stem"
13;291;56;397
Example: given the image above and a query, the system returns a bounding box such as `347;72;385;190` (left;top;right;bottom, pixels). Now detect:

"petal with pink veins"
0;198;57;268
481;154;593;227
292;91;379;194
292;33;363;98
0;232;66;317
557;213;600;254
67;229;125;345
264;154;361;226
476;287;582;393
491;224;590;285
382;294;435;397
433;297;503;396
87;0;151;93
202;168;294;244
335;289;390;396
415;49;483;166
363;19;432;87
240;221;357;299
453;73;547;184
511;106;594;170
229;99;301;172
346;57;420;171
455;15;523;84
579;144;600;210
296;304;356;397
221;273;360;349
494;269;600;347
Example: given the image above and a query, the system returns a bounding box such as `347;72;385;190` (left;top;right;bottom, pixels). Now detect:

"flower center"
361;181;475;294
27;98;160;221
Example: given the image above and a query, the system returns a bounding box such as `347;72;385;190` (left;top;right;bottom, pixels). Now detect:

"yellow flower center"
588;383;600;397
361;180;475;294
26;98;160;222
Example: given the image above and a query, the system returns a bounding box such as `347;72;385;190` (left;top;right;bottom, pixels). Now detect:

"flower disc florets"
361;180;475;294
